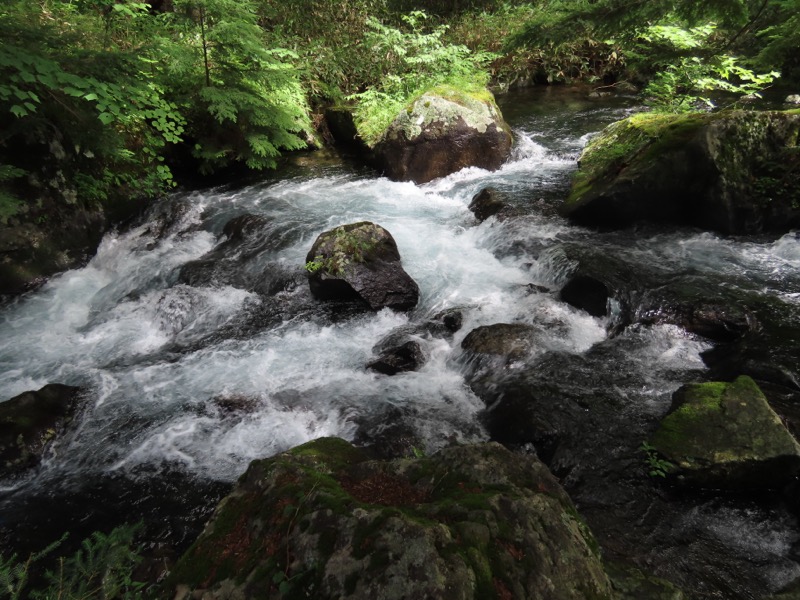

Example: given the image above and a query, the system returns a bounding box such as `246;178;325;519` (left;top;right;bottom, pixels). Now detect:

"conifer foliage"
169;0;311;173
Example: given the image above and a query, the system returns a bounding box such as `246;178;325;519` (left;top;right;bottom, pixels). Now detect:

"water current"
2;87;800;598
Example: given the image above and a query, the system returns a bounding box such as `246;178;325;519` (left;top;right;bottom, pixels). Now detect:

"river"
1;87;799;598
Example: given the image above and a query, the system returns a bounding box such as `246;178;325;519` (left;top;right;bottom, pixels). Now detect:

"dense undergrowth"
0;0;798;249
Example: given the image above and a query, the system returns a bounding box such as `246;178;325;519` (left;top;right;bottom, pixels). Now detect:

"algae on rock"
649;375;800;489
168;438;614;600
564;110;800;234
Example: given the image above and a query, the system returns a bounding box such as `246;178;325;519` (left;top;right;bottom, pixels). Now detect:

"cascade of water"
3;90;800;597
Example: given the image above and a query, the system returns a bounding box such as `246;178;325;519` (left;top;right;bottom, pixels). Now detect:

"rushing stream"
2;87;800;598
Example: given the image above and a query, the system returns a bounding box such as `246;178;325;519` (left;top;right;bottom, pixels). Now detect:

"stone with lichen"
168;438;614;600
564;110;800;234
649;375;800;489
372;85;513;184
305;221;419;311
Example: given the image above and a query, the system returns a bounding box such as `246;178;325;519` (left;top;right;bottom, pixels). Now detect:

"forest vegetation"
0;0;798;230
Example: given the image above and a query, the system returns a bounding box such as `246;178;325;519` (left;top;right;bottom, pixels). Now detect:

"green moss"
650;381;727;452
464;546;494;598
568;111;705;206
425;83;495;106
288;436;366;471
306;223;386;277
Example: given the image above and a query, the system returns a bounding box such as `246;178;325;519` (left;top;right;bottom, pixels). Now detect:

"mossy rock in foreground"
564;110;800;234
169;438;614;600
650;376;800;489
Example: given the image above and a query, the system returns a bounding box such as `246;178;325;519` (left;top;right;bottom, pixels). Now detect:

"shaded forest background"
0;0;798;227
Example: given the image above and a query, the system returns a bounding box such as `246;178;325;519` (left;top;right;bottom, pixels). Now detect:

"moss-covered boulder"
564;110;800;234
305;222;419;311
649;376;800;489
372;86;513;184
169;438;614;600
0;383;83;477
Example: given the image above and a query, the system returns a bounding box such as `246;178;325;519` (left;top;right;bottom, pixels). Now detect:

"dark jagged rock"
0;384;84;477
0;208;107;295
352;405;425;460
367;340;426;375
427;307;464;336
306;221;419;311
564;111;800;234
560;274;610;318
372;86;513;184
141;200;194;244
649;376;800;489
640;299;757;342
469;187;508;222
168;438;613;600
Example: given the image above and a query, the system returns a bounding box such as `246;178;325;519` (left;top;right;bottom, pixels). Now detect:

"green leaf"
98;112;115;125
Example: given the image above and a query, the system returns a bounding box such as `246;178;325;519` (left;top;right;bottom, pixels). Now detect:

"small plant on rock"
640;441;674;478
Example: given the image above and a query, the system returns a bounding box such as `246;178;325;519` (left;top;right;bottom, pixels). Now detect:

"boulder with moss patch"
306;222;419;311
564;110;800;234
649;375;800;489
371;86;513;184
169;438;614;600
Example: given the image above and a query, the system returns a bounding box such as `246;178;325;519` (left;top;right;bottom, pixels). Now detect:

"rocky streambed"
2;89;800;599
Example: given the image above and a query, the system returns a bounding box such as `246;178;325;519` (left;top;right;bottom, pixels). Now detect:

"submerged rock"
306;221;419;311
649;376;800;489
178;213;301;296
469;187;508;222
367;340;426;375
168;438;613;600
564;111;800;234
0;384;83;477
372;86;513;184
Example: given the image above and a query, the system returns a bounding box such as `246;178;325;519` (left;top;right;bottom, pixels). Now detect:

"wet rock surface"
306;221;419;311
179;212;301;296
372;87;513;184
560;274;610;317
169;438;614;600
367;339;426;375
0;384;84;477
469;187;509;222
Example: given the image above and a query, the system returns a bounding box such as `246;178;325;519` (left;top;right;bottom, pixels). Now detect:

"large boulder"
305;222;419;311
372;86;513;184
563;110;800;234
0;384;83;477
168;438;614;600
649;376;800;489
